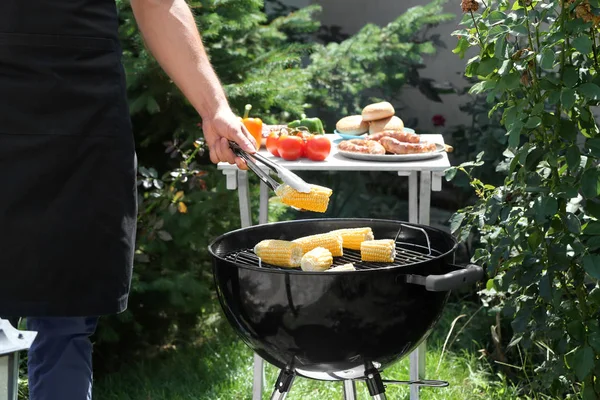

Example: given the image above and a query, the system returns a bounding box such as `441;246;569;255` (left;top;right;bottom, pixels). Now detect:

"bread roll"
361;102;395;121
336;115;369;135
369;116;404;134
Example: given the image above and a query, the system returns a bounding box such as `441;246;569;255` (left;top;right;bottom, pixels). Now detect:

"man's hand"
202;107;257;170
130;0;258;169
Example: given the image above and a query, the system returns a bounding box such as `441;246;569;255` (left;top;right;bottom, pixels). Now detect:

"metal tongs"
229;141;311;193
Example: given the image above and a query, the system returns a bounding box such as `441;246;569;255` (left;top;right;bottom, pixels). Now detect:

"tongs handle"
229;142;280;191
230;141;280;173
229;141;312;193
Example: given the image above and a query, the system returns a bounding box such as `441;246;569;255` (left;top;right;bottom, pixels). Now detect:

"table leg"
237;173;270;399
259;181;269;225
236;171;265;399
410;171;434;400
256;181;272;398
432;171;444;192
418;171;432;225
407;171;421;400
237;170;253;228
235;172;267;399
408;172;418;224
223;169;238;190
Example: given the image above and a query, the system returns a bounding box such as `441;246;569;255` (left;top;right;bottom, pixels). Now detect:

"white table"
218;133;451;400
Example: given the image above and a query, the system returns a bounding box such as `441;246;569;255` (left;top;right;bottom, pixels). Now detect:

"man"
0;0;256;399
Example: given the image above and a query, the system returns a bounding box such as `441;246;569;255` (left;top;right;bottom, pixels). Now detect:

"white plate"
337;143;445;162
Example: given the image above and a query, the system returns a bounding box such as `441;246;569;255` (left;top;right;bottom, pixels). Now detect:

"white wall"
282;0;474;132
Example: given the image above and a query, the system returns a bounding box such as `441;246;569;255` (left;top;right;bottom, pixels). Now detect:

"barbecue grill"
208;218;483;399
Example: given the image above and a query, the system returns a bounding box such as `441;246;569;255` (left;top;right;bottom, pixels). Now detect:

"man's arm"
130;0;256;168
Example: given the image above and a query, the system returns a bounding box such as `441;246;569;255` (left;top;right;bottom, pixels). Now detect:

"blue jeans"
26;317;99;400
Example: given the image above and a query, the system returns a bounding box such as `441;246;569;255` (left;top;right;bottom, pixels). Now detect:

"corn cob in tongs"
229;141;332;213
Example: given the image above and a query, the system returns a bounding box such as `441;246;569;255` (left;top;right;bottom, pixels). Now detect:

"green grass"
93;301;523;400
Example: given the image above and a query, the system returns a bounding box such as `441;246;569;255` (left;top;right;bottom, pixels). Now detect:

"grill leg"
343;380;357;400
410;342;426;400
270;367;295;400
252;354;264;400
365;365;387;400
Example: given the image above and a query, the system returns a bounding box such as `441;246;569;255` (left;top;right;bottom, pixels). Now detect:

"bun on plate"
361;102;395;122
369;115;404;134
336;115;369;135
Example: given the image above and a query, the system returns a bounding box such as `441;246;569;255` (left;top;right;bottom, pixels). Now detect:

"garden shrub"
444;87;507;189
448;0;600;397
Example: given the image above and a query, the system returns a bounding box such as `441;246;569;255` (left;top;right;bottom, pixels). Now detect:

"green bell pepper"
287;115;324;134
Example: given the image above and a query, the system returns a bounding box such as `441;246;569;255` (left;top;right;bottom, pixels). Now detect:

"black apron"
0;0;137;317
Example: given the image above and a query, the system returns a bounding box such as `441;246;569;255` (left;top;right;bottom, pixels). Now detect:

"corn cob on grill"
293;232;344;256
253;239;303;268
275;184;332;213
329;227;374;250
326;263;356;272
301;247;334;272
360;239;396;262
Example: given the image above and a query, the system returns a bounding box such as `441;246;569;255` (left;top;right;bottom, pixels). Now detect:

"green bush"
448;0;600;397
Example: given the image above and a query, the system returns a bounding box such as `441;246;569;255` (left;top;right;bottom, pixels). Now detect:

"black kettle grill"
208;218;483;399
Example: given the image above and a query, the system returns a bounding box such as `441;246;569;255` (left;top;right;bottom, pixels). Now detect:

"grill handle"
405;264;484;292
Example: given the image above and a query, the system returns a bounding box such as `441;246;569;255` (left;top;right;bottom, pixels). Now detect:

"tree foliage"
306;0;455;128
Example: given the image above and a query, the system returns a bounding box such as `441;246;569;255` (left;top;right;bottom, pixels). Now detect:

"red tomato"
300;134;312;158
277;135;304;161
266;132;280;157
305;135;331;161
294;131;313;140
289;131;311;157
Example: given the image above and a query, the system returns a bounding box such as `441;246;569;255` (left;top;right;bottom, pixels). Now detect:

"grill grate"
223;241;442;272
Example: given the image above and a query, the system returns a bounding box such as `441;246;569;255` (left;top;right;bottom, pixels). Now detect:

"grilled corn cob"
253;239;303;268
301;247;333;272
275;184;332;213
293;232;343;256
326;263;356;272
360;239;396;262
329;227;374;250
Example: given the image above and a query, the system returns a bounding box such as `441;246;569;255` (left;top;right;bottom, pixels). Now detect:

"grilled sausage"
338;139;386;155
367;130;420;143
379;136;438;154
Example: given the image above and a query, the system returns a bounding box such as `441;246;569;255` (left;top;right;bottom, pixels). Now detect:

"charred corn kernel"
301;247;333;272
293;232;343;256
360;239;395;262
329;227;374;250
253;239;303;268
275;184;332;213
326;263;356;272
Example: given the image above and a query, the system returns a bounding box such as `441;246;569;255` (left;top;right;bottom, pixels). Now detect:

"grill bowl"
208;218;476;380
